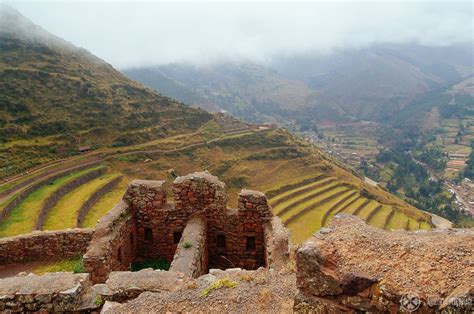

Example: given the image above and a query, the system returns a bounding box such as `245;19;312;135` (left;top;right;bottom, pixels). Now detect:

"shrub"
200;277;238;297
183;241;192;249
131;257;170;271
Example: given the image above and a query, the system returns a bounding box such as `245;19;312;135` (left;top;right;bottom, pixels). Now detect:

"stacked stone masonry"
169;216;208;278
0;229;93;264
84;171;290;283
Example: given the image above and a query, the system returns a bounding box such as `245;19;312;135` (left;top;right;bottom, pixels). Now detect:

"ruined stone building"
83;171;290;282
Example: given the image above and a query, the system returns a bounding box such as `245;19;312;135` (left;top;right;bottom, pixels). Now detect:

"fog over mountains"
3;2;472;130
124;43;473;126
5;2;473;68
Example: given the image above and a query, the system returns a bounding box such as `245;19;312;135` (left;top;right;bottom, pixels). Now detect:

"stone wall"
169;217;208;278
0;273;91;312
263;216;291;270
123;179;187;262
83;171;290;282
172;173;274;270
83;201;136;283
0;229;93;264
294;215;474;313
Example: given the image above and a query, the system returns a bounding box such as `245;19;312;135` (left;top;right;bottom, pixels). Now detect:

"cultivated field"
267;176;432;243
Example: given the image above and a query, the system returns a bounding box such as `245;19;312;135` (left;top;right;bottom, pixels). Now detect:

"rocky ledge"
295;214;473;313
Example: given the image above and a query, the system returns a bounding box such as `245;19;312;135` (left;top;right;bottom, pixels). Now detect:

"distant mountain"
124;43;473;125
125;63;323;123
390;76;474;132
0;6;211;145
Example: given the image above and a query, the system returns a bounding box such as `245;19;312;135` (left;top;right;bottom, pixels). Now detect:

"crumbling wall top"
238;189;272;218
173;171;225;188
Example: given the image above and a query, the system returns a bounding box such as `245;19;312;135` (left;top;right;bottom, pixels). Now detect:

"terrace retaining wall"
0;162;102;223
0;229;93;264
76;175;123;227
35;167;107;229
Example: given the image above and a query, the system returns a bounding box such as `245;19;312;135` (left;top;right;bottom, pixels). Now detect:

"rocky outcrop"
294;214;474;313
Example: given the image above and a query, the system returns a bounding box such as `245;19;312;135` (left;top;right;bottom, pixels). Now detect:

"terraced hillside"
0;121;434;241
0;7;435;245
0;163;124;237
267;176;432;243
0;7;211;179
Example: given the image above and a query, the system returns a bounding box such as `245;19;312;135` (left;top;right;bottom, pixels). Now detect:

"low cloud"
5;1;473;68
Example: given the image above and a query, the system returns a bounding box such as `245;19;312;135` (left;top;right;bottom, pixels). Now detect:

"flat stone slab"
105;269;185;292
0;272;90;295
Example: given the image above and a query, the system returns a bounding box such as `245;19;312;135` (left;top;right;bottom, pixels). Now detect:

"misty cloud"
3;1;473;68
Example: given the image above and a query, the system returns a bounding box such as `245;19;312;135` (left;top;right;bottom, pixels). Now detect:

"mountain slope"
0;6;211;177
124;44;473;124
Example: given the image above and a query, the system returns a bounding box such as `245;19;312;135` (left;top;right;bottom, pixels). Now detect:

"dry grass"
200;277;238;297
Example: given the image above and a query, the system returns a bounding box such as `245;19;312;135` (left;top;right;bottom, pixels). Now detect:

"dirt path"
0;261;47;279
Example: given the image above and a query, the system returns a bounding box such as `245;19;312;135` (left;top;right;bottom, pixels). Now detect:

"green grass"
321;192;359;226
81;179;127;228
269;177;334;205
42;173;121;231
385;211;409;230
286;189;354;243
367;205;392;228
342;198;368;215
34;256;84;274
279;186;347;221
200;277;238;297
0;167;101;237
357;201;380;220
272;181;340;216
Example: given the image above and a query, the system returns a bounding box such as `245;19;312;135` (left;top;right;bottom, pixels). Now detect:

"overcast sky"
3;1;473;68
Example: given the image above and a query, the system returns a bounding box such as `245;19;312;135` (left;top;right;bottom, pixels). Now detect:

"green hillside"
0;6;435;243
0;7;211;179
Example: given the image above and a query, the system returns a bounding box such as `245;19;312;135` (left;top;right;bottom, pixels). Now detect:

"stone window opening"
173;231;182;244
117;247;122;263
217;234;226;250
246;236;256;252
144;228;153;242
130;232;133;245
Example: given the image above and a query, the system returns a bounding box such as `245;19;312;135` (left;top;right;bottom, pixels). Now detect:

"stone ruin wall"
83;201;137;283
83;171;290;283
0;228;93;264
169;216;208;278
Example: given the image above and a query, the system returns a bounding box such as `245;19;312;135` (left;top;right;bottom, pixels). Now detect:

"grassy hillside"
0;7;434;243
0;7;211;179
